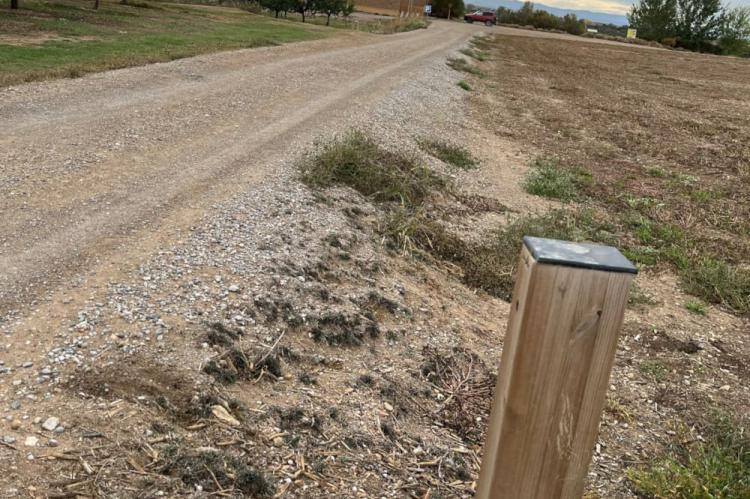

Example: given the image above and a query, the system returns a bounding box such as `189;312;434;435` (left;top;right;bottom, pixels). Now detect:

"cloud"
539;0;631;14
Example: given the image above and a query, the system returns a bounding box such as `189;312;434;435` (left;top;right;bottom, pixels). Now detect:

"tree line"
6;0;354;26
495;1;586;35
258;0;353;24
629;0;750;54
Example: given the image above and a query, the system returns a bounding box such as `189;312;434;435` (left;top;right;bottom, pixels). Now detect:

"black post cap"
523;236;638;274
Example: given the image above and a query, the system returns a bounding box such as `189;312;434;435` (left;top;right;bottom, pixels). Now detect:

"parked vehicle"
464;11;496;26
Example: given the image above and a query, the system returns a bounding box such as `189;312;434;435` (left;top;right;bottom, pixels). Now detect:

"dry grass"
472;34;750;314
300;132;446;208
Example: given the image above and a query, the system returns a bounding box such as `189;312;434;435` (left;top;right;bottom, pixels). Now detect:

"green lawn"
0;0;329;86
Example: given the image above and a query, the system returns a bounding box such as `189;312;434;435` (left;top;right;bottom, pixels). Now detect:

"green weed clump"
681;259;750;314
627;415;750;498
459;47;488;61
638;360;669;381
300;132;445;208
457;80;471;91
523;158;588;202
684;299;707;315
447;57;484;76
418;138;478;170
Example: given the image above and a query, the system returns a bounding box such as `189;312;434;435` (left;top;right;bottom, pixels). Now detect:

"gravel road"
0;20;481;315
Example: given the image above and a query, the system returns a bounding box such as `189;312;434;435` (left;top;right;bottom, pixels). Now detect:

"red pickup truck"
464;11;496;25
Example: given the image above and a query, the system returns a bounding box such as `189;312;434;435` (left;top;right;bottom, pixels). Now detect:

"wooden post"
477;237;636;499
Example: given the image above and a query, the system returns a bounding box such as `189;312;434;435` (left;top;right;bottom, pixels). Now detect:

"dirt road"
0;20;481;315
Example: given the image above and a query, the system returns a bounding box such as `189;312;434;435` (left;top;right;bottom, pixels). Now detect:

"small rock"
228;285;240;293
272;436;284;447
719;385;731;391
211;405;240;427
48;439;59;447
42;417;59;432
24;436;38;447
383;402;394;412
10;420;21;430
3;436;16;445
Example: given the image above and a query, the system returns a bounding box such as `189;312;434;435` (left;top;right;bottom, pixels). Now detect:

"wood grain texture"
477;245;633;499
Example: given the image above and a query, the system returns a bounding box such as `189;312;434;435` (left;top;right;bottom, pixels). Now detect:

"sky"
537;0;750;14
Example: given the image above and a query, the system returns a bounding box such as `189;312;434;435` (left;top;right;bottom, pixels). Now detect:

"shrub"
457;80;471;91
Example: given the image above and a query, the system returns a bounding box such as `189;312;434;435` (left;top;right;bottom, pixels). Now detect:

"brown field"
463;32;750;497
473;34;750;263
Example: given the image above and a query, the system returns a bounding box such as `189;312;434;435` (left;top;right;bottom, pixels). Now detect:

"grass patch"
639;360;669;381
628;282;656;307
457;80;471;91
459;47;488;61
685;299;707;316
300;132;446;208
394;18;430;32
523;158;588;202
0;0;326;87
447;57;483;76
627;415;750;498
418;138;478;170
681;259;750;314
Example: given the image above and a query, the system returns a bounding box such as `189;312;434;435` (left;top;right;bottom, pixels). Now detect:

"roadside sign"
627;28;637;39
424;4;431;14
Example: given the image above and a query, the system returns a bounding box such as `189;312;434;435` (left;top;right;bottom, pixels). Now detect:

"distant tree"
517;1;534;24
628;0;677;41
495;3;584;35
342;0;353;16
719;6;750;54
261;0;293;17
317;0;347;24
562;13;585;34
495;6;509;22
292;0;313;21
674;0;724;47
